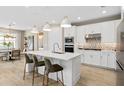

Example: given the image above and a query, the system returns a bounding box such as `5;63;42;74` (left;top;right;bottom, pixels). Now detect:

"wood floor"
0;56;124;86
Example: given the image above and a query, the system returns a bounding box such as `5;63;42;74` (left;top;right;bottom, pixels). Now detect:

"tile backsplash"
77;42;121;51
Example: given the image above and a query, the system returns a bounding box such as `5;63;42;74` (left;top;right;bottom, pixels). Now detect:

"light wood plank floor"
0;56;124;86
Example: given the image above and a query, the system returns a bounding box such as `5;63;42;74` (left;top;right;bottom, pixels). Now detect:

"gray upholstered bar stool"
23;54;33;80
32;55;45;85
43;58;64;86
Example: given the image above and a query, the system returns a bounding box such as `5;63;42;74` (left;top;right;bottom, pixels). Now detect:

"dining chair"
0;52;8;61
10;49;21;61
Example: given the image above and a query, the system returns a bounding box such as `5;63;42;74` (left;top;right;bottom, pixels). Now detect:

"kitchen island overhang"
24;50;82;86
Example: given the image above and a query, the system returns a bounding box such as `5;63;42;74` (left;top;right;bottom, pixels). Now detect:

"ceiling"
0;6;121;30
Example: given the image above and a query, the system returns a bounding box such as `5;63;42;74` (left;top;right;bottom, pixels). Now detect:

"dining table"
0;49;12;61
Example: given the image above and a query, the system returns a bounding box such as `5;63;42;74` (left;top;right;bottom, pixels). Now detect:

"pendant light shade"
43;22;51;31
61;16;72;28
31;25;39;33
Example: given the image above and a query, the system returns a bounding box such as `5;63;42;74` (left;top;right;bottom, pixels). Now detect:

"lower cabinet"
83;51;100;66
80;50;116;69
106;52;116;69
100;51;116;69
100;52;108;67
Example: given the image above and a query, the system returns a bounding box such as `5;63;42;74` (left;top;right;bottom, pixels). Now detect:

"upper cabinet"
64;26;76;37
77;26;87;44
77;23;102;44
48;26;63;51
101;21;115;43
86;23;102;34
77;19;121;44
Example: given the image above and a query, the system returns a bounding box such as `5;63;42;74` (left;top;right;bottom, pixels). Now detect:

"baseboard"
81;63;116;71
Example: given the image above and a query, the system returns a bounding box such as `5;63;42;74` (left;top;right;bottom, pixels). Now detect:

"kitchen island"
25;50;82;86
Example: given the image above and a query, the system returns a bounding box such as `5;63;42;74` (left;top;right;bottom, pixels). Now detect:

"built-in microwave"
65;37;74;44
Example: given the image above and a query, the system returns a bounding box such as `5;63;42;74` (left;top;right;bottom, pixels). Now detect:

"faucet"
53;42;60;52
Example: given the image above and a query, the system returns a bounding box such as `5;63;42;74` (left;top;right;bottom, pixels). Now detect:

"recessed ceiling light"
102;10;107;14
77;17;81;20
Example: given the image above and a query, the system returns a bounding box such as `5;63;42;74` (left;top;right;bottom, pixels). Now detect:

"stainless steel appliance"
85;33;101;42
65;37;74;44
64;37;74;52
65;45;74;52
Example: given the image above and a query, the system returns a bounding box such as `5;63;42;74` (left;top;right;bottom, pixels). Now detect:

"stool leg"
32;64;35;86
46;73;49;86
61;71;64;86
36;67;38;76
56;72;58;83
42;67;46;85
23;62;26;80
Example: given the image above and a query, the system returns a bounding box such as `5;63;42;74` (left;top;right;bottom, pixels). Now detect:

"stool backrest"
32;55;39;65
25;54;32;63
44;58;52;72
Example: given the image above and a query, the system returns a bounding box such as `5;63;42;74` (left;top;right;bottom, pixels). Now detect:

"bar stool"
23;54;33;80
32;55;45;85
43;58;64;86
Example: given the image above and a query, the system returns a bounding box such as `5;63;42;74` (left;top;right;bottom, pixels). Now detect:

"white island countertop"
25;50;82;61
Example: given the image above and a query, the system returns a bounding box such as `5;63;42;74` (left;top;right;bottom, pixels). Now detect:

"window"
0;32;16;49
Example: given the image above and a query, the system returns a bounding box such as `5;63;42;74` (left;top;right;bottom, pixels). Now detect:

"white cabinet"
100;51;116;69
107;51;116;69
86;23;102;34
77;20;120;45
77;23;102;44
83;51;91;64
101;21;116;43
77;26;86;44
64;26;76;37
77;50;85;63
80;50;117;69
100;52;108;67
82;51;100;66
91;51;100;66
48;26;63;51
90;51;100;66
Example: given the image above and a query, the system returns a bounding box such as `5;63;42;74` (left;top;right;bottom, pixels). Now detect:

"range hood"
85;33;101;39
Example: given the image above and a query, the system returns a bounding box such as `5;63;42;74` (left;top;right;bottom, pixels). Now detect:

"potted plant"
3;41;14;49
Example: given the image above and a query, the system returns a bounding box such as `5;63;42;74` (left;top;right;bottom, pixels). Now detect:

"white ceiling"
0;6;121;30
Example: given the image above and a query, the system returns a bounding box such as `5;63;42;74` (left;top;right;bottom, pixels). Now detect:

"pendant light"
4;22;16;38
31;25;39;33
43;22;51;31
61;16;72;28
